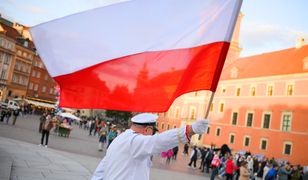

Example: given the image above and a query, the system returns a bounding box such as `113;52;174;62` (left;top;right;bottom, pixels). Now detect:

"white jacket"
92;127;188;180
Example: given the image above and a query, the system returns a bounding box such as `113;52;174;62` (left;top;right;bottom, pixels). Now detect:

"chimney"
296;37;305;49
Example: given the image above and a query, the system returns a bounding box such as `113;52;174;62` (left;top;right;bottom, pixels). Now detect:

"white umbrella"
59;112;81;121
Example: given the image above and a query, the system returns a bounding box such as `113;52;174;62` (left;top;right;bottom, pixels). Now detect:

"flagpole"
204;91;215;119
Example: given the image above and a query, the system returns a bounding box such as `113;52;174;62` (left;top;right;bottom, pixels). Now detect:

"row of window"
219;84;294;97
228;134;292;155
230;111;292;132
0;37;15;51
16;49;33;60
158;122;292;156
28;82;57;95
15;59;31;73
0;52;12;65
31;70;49;80
33;61;45;69
12;73;28;86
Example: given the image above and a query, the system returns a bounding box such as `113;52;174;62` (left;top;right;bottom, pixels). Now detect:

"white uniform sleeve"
130;126;188;160
91;157;106;180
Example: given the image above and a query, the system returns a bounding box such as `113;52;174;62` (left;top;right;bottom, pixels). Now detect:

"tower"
224;12;243;67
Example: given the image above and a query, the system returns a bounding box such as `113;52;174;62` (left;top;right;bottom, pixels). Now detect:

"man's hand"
191;119;210;135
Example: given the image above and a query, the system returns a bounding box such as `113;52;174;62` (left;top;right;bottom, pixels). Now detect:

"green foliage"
105;110;132;122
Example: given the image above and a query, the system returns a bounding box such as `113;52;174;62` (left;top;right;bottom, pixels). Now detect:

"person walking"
39;113;46;133
172;146;179;160
106;125;117;149
183;143;189;156
188;146;198;169
5;109;12;124
39;114;53;147
98;127;107;151
265;163;279;180
89;120;95;136
12;109;20;125
210;153;221;180
277;163;292;180
92;113;209;180
225;154;236;180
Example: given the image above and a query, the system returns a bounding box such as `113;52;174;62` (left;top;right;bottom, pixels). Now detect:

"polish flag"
30;0;242;112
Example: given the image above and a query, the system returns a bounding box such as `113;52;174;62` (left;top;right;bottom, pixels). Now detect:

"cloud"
240;22;308;56
25;5;47;14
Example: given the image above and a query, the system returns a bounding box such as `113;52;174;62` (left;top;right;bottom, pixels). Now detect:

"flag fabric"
30;0;242;112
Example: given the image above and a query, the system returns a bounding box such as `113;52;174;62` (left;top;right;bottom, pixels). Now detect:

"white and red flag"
30;0;242;112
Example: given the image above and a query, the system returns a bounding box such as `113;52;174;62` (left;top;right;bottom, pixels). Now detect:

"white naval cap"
131;113;158;124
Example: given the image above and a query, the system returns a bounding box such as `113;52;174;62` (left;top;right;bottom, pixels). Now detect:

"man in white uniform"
92;113;209;180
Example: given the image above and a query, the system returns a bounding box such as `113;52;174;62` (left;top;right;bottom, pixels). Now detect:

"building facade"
27;55;57;102
157;13;308;165
0;15;57;104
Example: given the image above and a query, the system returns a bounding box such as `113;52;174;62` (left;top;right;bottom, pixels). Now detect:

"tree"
105;110;132;127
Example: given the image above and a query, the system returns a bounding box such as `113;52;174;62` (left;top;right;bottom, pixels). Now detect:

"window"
263;113;271;129
173;125;176;129
4;54;11;64
32;71;36;77
161;123;164;130
231;112;238;125
29;82;33;90
267;85;273;96
236;88;241;96
210;103;214;112
219;102;225;112
216;128;221;136
221;87;226;94
15;61;19;70
36;71;41;78
42;86;46;92
44;74;48;80
207;127;210;134
281;113;292;132
175;107;180;118
250;86;256;96
194;91;198;96
12;74;17;83
246;112;254;127
49;88;53;94
229;134;235;144
260;139;268;150
283;142;292;155
1;70;6;79
244;136;250;147
189;107;196;119
167;124;170;130
34;84;38;91
304;59;308;70
287;84;294;96
168;107;173;118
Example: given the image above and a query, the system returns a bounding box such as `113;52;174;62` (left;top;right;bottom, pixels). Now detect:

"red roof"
0;21;36;50
0;22;20;40
220;45;308;80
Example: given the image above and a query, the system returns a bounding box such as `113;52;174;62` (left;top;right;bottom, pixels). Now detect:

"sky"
1;0;307;57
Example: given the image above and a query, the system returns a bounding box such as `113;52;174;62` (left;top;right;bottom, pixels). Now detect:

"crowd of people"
77;117;123;151
163;144;308;180
4;110;306;180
